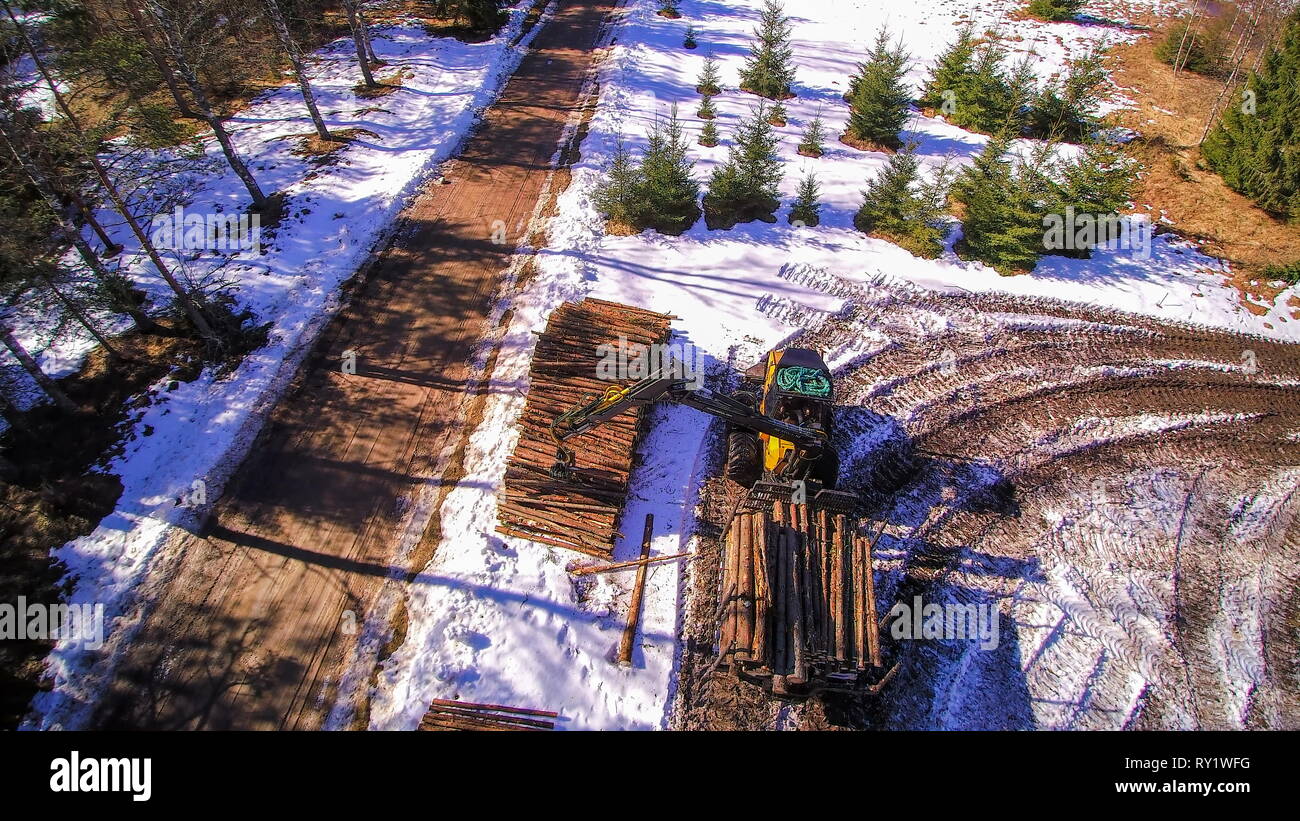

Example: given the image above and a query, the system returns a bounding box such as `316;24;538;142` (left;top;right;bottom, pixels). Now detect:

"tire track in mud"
685;282;1300;730
834;289;1300;730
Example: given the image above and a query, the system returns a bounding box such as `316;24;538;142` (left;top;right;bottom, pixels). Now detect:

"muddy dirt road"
676;282;1300;730
93;0;614;730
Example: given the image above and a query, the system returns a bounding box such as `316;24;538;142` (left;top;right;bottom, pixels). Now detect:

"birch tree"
136;0;271;211
342;0;379;88
0;318;77;415
1;0;218;342
263;0;334;141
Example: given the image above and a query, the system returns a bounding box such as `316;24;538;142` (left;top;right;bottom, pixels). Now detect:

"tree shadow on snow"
820;407;1039;729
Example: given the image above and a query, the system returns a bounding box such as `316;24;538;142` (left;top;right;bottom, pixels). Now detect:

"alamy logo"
887;595;1000;650
149;205;262;254
1042;207;1152;260
940;89;958;115
596;335;703;389
50;751;151;802
0;597;104;650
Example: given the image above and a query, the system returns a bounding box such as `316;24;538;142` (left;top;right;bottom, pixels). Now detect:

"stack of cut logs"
496;299;675;559
718;501;883;695
419;699;558;731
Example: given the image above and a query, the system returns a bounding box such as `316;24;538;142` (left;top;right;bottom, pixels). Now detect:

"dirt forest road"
93;0;614;730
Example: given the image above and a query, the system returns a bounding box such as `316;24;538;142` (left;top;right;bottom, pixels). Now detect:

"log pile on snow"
718;499;889;695
418;699;557;731
495;299;674;559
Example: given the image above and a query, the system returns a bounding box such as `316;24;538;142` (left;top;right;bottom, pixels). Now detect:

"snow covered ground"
15;0;1296;730
372;0;1299;730
20;3;544;729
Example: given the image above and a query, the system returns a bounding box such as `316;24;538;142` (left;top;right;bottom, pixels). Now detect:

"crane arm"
548;368;826;479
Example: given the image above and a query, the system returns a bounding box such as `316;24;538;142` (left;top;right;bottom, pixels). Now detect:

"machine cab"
743;348;835;474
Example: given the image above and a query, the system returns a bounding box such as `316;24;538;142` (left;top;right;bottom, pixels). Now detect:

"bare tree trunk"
264;0;335;140
1;0;219;343
1200;2;1265;144
4;119;131;358
140;1;269;211
0;390;32;436
0;117;161;336
1173;0;1209;76
342;0;378;87
362;27;379;63
42;273;127;362
66;187;122;255
0;321;78;415
127;0;199;118
357;4;380;64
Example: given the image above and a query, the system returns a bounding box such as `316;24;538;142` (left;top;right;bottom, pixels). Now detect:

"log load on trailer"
718;495;897;697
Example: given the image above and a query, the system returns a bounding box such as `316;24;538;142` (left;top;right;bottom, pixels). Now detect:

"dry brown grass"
604;218;641;236
354;69;409;99
1108;15;1300;321
838;132;899;153
283;127;379;163
352;82;399;99
368;0;509;41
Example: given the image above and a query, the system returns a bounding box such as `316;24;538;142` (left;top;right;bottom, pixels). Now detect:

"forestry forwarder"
549;347;846;510
551;347;893;699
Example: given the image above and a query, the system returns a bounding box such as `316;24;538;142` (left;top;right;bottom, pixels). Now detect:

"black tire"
812;447;839;490
725;430;761;488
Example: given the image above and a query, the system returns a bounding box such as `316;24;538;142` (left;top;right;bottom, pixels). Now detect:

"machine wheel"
725;430;761;488
733;389;759;409
813;447;839;490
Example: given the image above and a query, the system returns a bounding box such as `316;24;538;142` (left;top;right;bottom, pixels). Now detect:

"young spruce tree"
704;102;784;227
594;108;701;233
855;143;951;258
920;24;977;112
1055;142;1137;217
951;135;1044;273
1000;53;1040;137
593;138;644;228
1202;9;1300;218
738;0;795;100
697;93;717;119
697;54;722;95
699;118;720;147
789;171;821;226
1030;45;1107;141
844;27;912;150
639;105;701;233
1046;141;1138;259
1027;0;1085;22
951;38;1016;134
797;112;826;157
657;0;681;18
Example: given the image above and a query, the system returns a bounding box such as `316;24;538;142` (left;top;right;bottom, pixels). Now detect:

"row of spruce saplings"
595;7;1136;275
